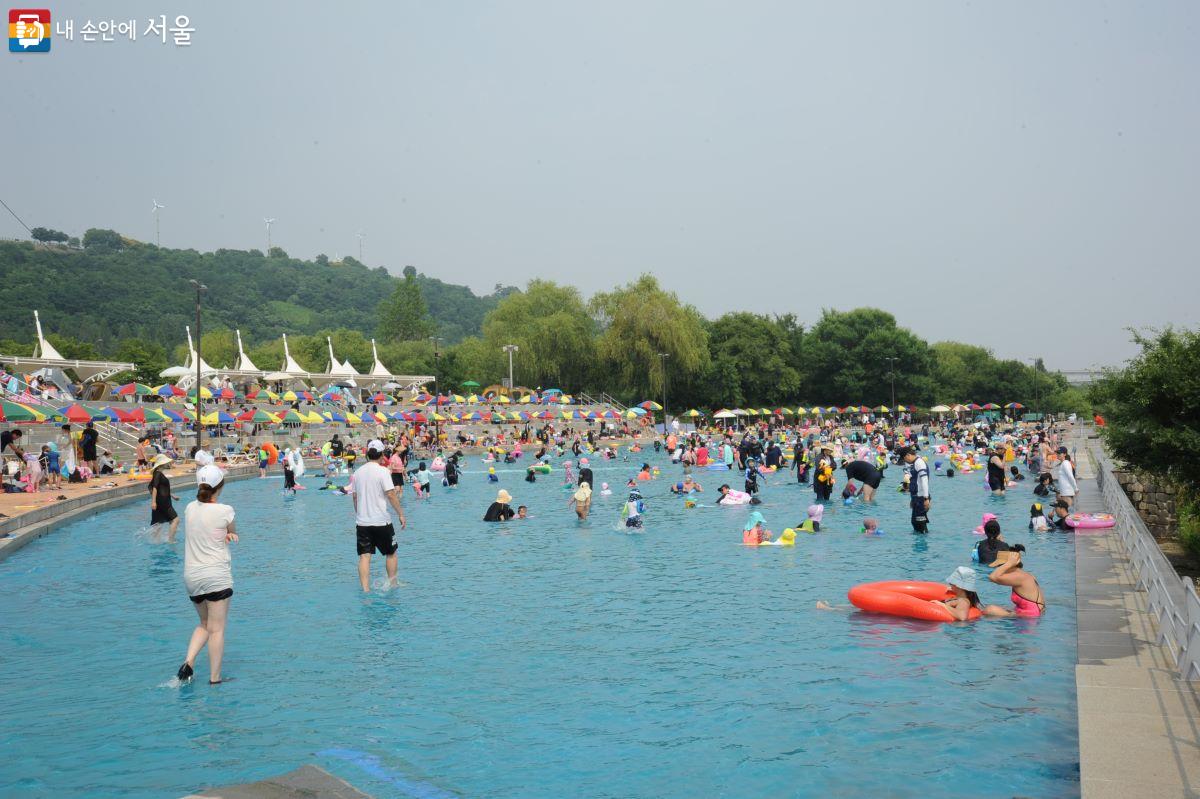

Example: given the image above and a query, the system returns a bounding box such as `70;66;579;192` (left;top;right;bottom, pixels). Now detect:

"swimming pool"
0;451;1079;798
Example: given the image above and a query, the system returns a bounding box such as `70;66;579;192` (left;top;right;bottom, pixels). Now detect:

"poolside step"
182;765;372;799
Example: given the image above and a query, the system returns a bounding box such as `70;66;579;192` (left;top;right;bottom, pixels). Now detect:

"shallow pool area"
0;452;1079;798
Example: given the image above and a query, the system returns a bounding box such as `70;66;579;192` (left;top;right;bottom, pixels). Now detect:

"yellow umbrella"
275;410;304;423
495;395;512;404
517;394;532;403
302;410;325;423
345;412;363;425
466;394;480;404
432;412;448;422
681;409;704;417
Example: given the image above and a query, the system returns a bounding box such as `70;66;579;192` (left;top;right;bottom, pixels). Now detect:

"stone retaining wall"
1114;470;1178;539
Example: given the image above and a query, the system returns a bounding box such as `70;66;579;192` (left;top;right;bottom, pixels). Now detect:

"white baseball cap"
367;439;385;452
196;464;225;488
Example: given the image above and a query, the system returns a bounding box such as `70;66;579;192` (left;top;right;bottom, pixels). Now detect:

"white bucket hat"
946;566;977;593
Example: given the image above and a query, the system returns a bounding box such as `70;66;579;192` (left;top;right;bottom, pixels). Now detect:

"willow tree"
590;274;708;401
480;280;595;390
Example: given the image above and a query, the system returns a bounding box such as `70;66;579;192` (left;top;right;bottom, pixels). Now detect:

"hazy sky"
6;1;1199;369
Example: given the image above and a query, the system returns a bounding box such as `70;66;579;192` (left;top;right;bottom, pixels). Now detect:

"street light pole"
189;279;207;455
885;357;899;413
503;344;519;393
430;336;443;446
657;352;670;434
1026;357;1040;417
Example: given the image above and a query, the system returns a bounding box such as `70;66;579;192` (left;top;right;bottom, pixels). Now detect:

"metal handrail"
1087;440;1200;682
1;375;142;455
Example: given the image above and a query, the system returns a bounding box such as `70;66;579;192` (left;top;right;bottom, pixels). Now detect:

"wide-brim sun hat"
151;453;173;469
496;489;513;503
989;550;1021;569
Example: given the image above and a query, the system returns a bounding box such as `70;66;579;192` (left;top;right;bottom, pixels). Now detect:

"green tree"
1091;328;1200;486
268;247;289;259
113;338;168;385
705;312;802;406
82;228;123;252
804;308;932;405
31;227;69;243
378;266;434;342
479;280;596;390
590;274;708;400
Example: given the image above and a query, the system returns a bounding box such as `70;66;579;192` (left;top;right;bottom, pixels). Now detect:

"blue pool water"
0;451;1079;798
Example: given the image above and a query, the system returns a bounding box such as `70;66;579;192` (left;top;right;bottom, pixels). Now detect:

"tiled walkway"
1074;458;1200;798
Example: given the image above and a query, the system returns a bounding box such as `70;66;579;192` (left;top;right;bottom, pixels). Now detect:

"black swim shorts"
356;523;397;556
190;587;233;604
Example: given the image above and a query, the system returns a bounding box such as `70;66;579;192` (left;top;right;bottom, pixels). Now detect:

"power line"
0;197;32;234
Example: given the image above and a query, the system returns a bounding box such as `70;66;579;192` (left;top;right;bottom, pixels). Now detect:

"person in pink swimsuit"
987;546;1045;617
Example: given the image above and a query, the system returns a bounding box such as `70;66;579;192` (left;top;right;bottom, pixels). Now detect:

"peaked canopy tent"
163;325;218;390
0;310;134;384
358;338;434;394
261;334;320;388
214;329;267;385
321;337;361;390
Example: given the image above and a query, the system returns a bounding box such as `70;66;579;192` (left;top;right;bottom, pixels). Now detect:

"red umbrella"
409;412;428;423
57;403;105;423
981;403;1000;410
117;407;147;423
966;403;982;411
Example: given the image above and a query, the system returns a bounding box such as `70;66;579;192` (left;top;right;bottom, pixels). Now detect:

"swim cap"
488;467;496;474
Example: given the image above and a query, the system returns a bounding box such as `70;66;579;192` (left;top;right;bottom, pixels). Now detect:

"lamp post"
189;279;207;455
657;352;670;433
884;357;899;414
1026;357;1041;417
430;336;443;444
503;344;519;394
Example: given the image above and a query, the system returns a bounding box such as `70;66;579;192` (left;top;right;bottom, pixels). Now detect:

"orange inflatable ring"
847;580;982;622
262;442;279;465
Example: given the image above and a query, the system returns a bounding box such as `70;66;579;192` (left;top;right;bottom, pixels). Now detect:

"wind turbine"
355;230;365;261
264;217;276;252
151;199;164;246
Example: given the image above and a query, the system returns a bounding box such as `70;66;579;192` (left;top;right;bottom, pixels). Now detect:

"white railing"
1088;441;1200;682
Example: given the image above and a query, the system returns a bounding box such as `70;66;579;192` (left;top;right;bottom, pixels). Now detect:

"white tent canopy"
357;338;433;392
0;310;134;383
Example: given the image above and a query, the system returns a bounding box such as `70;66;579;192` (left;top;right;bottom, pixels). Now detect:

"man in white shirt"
351;439;406;591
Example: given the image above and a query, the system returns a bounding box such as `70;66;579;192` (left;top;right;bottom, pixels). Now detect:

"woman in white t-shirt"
176;464;238;685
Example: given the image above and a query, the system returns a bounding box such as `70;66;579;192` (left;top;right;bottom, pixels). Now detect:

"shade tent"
167;325;218;390
0;310;133;383
212;329;268;385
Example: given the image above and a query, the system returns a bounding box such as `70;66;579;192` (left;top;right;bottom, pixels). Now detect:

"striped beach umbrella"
0;400;46;422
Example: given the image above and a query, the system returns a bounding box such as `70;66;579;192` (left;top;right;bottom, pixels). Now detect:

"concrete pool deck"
0;464;260;561
1073;455;1200;798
